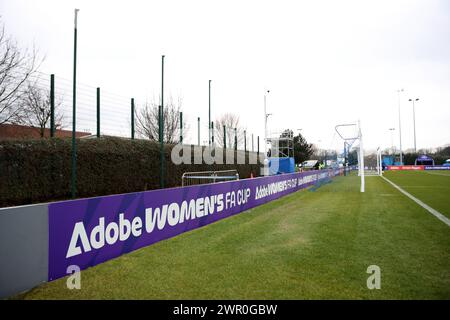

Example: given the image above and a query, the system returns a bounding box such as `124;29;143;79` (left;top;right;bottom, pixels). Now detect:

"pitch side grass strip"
382;176;450;227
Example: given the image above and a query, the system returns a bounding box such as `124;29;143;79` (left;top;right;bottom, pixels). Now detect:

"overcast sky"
1;0;449;152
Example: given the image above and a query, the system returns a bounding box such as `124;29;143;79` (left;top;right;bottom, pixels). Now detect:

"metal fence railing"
182;169;239;187
3;69;263;196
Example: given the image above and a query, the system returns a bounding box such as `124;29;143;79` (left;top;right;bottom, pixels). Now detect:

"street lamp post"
208;80;211;145
252;133;254;152
197;117;200;146
389;128;395;156
397;89;404;164
408;98;419;153
264;90;271;167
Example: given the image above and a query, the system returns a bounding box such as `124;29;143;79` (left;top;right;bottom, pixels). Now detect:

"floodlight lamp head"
74;9;80;27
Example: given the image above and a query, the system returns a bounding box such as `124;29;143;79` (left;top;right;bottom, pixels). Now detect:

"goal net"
335;121;382;193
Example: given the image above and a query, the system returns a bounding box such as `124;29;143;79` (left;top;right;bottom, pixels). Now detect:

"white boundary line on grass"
420;171;450;177
382;176;450;227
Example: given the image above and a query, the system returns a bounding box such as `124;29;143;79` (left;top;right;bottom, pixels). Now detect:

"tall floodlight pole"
397;89;404;164
208;80;211;145
264;90;271;173
389;128;395;155
252;133;254;152
71;8;79;199
197;117;200;146
160;55;165;188
409;98;419;153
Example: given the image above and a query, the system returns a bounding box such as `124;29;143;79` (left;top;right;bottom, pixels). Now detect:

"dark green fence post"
159;105;162;142
71;9;79;199
234;128;237;151
160;55;165;189
244;130;247;152
257;136;260;155
50;74;55;137
223;125;226;149
96;87;100;138
131;98;135;140
180;111;183;143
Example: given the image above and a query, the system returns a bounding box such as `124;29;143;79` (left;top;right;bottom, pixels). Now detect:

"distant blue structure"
266;129;295;175
382;156;394;166
268;157;295;175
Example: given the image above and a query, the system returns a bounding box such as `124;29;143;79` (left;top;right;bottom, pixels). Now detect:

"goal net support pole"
376;148;380;176
376;148;382;176
335;121;368;193
358;120;365;193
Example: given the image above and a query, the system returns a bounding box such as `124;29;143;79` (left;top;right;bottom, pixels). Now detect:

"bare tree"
135;96;186;144
0;20;41;124
214;113;246;148
18;81;64;137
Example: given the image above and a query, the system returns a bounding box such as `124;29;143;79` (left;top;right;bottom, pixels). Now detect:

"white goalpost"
335;120;382;193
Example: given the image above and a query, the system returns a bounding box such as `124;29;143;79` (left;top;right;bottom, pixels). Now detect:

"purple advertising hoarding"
424;166;450;170
48;169;341;281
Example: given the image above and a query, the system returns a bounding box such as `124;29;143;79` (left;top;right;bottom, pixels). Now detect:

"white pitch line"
420;171;450;177
382;176;450;228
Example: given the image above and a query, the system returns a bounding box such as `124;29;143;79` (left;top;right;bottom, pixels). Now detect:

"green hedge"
0;137;262;207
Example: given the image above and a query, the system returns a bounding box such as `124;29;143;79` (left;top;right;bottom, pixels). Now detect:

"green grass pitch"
17;172;450;299
383;170;450;219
